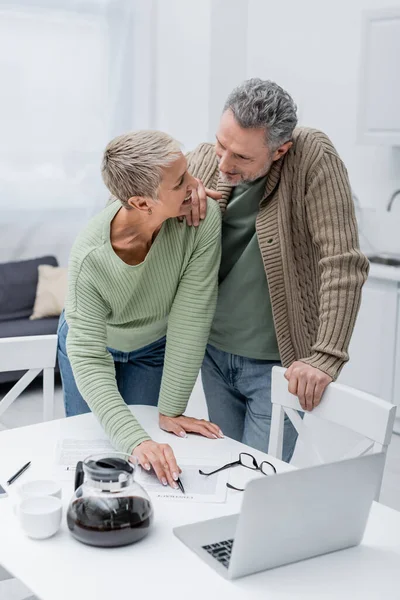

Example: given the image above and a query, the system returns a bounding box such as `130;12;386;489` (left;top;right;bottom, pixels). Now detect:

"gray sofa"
0;256;60;383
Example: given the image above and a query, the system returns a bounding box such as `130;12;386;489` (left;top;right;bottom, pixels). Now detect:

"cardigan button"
267;238;274;244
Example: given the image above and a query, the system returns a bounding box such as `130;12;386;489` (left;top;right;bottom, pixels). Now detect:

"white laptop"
173;452;385;580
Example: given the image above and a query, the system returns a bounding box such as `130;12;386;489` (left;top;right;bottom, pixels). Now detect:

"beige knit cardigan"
187;127;369;380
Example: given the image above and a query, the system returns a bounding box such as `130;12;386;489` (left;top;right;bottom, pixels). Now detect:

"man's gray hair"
224;78;298;150
102;130;181;208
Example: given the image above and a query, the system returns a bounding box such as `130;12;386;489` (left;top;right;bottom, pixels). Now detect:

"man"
186;78;369;462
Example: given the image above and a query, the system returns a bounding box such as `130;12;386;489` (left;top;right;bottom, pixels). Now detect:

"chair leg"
374;444;388;502
43;367;55;421
269;404;285;460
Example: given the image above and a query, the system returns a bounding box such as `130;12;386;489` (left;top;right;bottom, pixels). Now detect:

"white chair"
268;366;396;499
0;335;58;426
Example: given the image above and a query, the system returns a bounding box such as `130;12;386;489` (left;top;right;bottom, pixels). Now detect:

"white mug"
19;495;62;540
17;479;62;501
13;479;62;517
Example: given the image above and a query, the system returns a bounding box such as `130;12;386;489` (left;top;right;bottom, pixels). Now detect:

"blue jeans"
201;344;298;463
57;312;166;416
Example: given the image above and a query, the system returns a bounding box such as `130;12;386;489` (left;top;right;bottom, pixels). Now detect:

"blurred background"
1;0;400;264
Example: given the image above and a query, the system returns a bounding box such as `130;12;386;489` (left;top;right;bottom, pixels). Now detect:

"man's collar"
262;155;284;200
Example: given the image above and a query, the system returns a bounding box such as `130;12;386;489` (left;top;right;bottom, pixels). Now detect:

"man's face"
215;110;272;186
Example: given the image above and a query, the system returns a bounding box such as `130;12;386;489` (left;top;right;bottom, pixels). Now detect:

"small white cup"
13;480;62;519
18;480;62;501
19;496;62;540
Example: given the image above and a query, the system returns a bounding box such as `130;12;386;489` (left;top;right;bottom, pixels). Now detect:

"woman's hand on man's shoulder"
185;178;222;227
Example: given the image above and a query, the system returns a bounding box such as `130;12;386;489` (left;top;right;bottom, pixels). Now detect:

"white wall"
152;0;248;151
247;0;400;210
208;0;249;140
153;0;212;151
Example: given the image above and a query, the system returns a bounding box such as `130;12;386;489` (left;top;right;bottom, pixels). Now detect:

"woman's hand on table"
132;440;181;489
159;414;224;439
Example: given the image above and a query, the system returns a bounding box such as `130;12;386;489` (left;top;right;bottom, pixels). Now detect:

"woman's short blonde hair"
101;130;181;208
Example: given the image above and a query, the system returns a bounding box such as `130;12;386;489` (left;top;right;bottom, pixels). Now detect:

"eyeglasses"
199;452;277;492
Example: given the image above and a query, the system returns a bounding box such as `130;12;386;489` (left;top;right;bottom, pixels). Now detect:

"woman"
58;130;222;489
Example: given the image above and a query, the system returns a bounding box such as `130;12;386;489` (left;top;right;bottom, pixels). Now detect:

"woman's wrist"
129;435;152;455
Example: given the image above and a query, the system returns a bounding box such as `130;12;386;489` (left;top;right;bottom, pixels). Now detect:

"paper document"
136;457;230;503
54;438;115;478
54;439;230;503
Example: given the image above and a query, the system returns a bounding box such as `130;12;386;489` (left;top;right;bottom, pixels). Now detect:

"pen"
176;477;185;494
7;461;31;486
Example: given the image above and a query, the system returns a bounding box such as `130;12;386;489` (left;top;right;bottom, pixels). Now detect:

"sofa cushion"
0;256;58;321
0;316;59;338
30;265;68;320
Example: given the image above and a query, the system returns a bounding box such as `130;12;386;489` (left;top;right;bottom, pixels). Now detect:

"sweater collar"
262;156;284;201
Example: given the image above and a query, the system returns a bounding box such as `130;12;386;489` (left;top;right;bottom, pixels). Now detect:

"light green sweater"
65;199;221;454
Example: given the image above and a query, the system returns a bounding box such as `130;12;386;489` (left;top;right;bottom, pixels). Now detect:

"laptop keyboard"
202;539;234;568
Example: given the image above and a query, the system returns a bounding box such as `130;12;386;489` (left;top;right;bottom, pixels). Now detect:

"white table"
0;407;399;600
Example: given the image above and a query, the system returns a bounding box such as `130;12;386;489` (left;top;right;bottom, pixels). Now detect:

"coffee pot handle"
74;461;85;491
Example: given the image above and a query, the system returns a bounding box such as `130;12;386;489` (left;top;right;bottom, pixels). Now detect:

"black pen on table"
7;461;31;486
176;476;185;494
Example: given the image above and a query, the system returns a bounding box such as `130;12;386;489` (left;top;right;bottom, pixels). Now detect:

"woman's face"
151;153;197;219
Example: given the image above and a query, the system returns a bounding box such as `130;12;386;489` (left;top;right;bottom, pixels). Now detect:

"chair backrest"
268;366;396;467
0;335;57;423
0;335;57;372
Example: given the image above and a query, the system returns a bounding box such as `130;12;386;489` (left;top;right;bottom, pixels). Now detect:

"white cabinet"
339;277;399;404
393;289;400;407
358;8;400;145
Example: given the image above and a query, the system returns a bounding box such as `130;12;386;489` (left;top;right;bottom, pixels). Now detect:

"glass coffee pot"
67;453;153;548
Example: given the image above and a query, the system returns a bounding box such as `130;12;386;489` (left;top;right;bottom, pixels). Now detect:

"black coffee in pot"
67;496;153;547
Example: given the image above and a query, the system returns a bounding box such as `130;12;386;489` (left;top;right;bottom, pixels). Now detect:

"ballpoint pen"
176;477;185;494
7;461;31;486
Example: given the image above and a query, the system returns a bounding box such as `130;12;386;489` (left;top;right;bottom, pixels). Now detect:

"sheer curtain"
0;0;138;264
